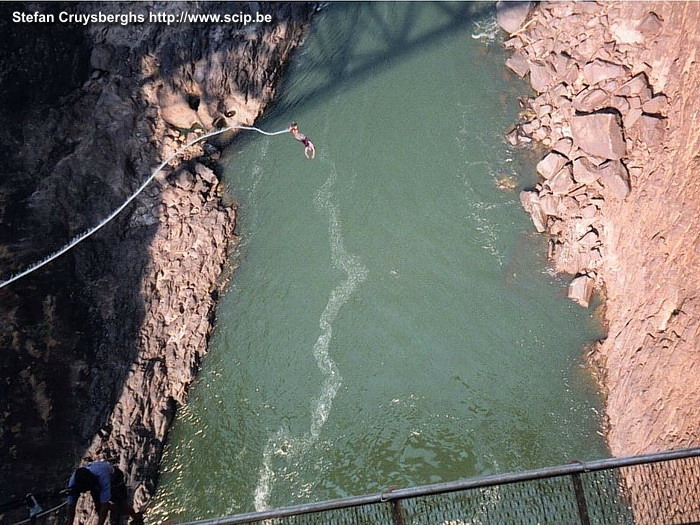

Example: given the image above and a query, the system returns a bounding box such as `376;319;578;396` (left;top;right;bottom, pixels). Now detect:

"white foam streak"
254;166;367;511
470;17;500;44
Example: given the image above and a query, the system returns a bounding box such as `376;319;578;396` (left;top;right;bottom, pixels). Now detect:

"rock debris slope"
500;0;700;460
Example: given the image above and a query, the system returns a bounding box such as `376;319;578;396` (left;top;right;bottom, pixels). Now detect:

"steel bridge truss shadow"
269;2;496;117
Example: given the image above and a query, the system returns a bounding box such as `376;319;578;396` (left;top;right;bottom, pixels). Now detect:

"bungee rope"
0;123;291;290
233;125;291;136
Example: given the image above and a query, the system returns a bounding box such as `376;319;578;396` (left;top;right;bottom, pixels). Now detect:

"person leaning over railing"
66;460;143;525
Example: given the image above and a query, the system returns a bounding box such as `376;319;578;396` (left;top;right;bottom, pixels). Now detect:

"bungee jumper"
289;121;316;159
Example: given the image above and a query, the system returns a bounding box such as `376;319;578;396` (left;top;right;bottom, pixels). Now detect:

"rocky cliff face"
0;1;314;520
500;5;700;521
499;0;700;458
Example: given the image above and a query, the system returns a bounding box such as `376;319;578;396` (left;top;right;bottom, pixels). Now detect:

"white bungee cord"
0;123;291;290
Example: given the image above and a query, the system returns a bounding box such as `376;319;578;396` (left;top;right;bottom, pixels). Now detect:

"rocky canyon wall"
499;0;700;458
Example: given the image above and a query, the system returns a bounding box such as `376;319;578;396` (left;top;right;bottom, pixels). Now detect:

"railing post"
390;500;405;525
571;473;591;525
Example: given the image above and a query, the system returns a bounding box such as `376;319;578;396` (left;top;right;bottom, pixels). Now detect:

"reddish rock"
572;38;600;63
638;11;663;36
529;60;557;92
536;151;569;179
547;165;576;195
573;88;611;112
552;82;573;98
522;119;540;135
610;96;630;114
638;114;666;146
551;53;570;77
536;103;553;119
534;126;550;142
573;156;603;184
568;274;595;307
624;107;643;128
552;137;574;156
583;59;628;85
628;96;642;109
642;95;669;115
502;2;700;485
617;73;650;97
598;160;631;199
506;50;530;78
539;194;561;216
520;190;547;232
496;1;534;34
599;78;622;94
571;113;627;160
638;85;653;103
563;62;580;85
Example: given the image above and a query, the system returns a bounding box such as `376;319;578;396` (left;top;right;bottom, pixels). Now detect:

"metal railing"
184;447;700;525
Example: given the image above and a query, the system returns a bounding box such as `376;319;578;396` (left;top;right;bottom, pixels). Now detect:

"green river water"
149;3;608;521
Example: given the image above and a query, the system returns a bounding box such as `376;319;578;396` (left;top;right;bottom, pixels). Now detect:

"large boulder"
582;59;628;85
638;11;663;36
571;113;627;160
623;107;643;129
638;114;666;146
158;88;201;130
520;190;547;232
506;50;530;78
573;88;610;113
572;156;602;184
642;95;669;115
536;151;569;179
598;160;631;199
568;274;595;308
616;73;650;97
552;137;574;156
496;1;533;34
539;194;562;216
547;165;576;195
529;60;557;93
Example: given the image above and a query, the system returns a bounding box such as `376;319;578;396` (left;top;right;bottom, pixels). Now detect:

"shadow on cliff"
0;6;161;515
0;1;313;512
0;1;116;506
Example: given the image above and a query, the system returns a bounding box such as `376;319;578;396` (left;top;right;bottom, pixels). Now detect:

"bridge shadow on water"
258;2;496;126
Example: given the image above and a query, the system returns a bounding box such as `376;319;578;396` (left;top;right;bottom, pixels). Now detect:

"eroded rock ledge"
0;1;314;519
499;0;700;459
